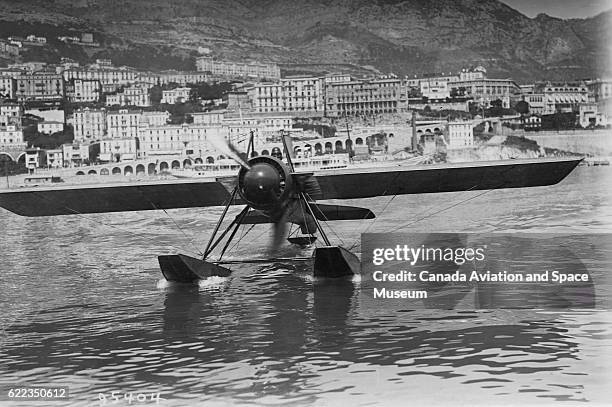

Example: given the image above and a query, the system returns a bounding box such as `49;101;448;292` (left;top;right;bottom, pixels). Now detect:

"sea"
0;165;611;406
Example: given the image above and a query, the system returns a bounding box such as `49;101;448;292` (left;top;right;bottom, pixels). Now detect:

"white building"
420;79;451;99
25;148;46;169
161;87;191;104
46;149;63;168
138;124;226;157
73;108;106;142
106;84;151;107
0;77;15;98
69;79;101;103
446;121;474;149
252;76;324;114
140;111;170;127
0;103;22;119
99;138;138;162
579;103;607;128
107;109;141;139
62;143;90;166
37;121;64;134
540;82;589;114
192;111;226;125
0;124;25;149
196;56;281;80
63;67;136;85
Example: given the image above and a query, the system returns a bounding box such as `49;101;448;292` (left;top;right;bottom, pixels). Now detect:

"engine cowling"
237;156;293;211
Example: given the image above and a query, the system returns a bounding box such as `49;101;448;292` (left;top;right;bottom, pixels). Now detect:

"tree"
149;85;163;105
515;100;529;115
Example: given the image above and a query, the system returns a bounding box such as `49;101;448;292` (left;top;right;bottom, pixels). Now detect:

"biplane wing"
0;157;581;217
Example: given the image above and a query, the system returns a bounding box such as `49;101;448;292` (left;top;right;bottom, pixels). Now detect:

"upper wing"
0;157;581;217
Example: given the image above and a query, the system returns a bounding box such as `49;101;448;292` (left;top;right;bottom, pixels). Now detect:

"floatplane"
0;133;581;282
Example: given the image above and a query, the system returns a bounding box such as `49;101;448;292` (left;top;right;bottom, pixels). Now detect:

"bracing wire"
136;187;203;256
31;192;203;257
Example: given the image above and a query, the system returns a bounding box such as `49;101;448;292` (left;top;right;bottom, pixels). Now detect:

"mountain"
0;0;609;82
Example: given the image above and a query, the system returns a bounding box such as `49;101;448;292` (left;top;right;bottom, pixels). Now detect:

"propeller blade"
208;134;251;170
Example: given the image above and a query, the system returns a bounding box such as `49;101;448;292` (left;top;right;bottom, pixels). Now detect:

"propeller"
207;134;251;170
211;131;318;253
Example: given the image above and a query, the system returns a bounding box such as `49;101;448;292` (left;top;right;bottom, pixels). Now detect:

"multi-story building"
66;79;101;103
37;121;64;134
63;67;136;86
140;111;170;127
106;84;151;107
405;73;459;93
196;56;280;80
138;124;227;157
449;77;519;109
324;76;403;117
192;111;226;125
161;87;191;104
99;138;138;162
537;81;589;114
106;109;141;139
157;71;209;86
519;85;545;115
0;77;15;98
586;78;612;102
252;76;324;115
62;143;90;166
45;149;63;168
0;102;22;119
72;107;106;142
578;103;607;128
15;73;64;101
446;121;474;149
0;124;25;149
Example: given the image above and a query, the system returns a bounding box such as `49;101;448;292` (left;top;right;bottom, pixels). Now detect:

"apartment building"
137;123;227;157
72;108;107;142
196;56;280;80
324;76;403;117
161;87;191;104
15;73;64;101
106;109;141;139
66;79;101;103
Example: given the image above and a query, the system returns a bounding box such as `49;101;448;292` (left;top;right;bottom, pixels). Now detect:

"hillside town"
0;39;610;176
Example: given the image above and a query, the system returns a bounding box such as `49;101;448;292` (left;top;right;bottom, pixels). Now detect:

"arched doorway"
314;143;322;155
124;165;133;175
0;152;14;162
195;157;203;164
171;160;180;169
87;169;97;175
183;159;192;168
355;137;363;145
100;168;109;176
112;167;121;175
159;162;169;171
334;140;343;153
324;142;333;154
136;164;145;175
148;163;156;175
206;156;214;164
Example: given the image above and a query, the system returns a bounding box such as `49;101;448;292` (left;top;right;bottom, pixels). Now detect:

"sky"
501;0;611;19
